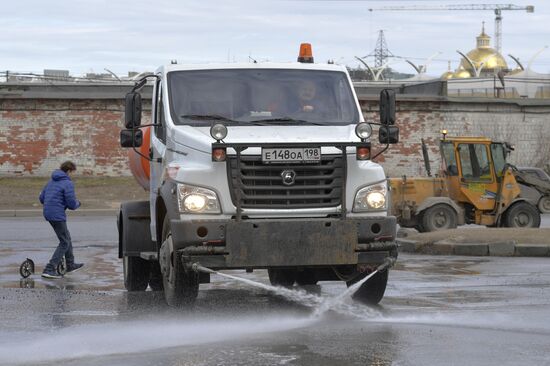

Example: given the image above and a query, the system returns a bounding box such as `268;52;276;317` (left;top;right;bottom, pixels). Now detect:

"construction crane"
368;4;534;55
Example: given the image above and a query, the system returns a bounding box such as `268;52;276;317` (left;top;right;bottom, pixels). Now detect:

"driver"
297;80;318;113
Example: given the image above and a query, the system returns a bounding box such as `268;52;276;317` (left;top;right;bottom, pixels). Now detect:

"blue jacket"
39;170;81;221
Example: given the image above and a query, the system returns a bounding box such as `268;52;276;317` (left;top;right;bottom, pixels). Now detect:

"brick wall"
1;94;549;177
361;99;550;177
0;98;150;176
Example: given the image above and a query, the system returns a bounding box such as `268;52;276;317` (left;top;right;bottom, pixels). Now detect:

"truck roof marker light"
210;123;228;141
212;147;227;162
298;43;314;63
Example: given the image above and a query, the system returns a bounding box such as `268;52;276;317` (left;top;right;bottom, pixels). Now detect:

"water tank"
128;127;151;190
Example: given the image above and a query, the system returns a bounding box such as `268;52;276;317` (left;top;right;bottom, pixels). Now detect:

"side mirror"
379;89;396;125
379;126;399;144
120;129;143;148
125;92;142;129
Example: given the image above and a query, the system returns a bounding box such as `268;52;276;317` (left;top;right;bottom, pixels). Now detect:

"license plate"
261;147;321;164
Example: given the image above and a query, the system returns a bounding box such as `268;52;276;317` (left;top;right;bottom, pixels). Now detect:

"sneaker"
42;268;63;279
66;263;84;274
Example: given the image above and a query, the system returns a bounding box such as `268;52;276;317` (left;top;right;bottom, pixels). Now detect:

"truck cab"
119;46;399;307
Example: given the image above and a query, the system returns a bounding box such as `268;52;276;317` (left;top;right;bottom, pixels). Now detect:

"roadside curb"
0;209;118;218
397;238;550;257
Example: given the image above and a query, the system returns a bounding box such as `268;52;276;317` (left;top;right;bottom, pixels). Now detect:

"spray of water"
199;264;384;320
311;269;379;318
0;264;388;364
213;271;323;308
0;316;314;364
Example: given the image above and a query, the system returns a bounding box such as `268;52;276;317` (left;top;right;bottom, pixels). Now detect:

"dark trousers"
47;221;75;270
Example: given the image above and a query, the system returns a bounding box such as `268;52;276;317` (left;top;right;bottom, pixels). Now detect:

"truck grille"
227;155;344;209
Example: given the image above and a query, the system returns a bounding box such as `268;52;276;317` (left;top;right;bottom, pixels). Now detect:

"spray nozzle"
188;262;216;274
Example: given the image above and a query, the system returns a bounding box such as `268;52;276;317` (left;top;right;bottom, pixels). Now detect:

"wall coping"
2;82;550;108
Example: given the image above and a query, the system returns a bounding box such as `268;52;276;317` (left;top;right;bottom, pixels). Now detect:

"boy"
39;161;84;279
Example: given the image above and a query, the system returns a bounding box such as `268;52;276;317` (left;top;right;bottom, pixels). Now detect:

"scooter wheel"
20;259;35;278
57;260;66;276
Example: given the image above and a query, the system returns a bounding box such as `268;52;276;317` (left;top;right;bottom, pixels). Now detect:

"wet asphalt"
1;216;550;366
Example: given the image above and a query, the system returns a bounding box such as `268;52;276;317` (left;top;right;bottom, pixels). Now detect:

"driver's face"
298;81;316;101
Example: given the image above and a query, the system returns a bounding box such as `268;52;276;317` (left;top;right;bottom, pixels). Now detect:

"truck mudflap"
170;217;397;270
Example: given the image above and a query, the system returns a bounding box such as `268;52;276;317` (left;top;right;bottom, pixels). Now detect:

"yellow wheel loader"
390;134;544;232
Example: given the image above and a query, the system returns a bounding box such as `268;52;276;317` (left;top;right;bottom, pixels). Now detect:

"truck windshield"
167;69;359;126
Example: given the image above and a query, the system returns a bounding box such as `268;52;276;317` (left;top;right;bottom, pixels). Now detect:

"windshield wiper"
181;115;326;126
248;118;325;126
180;114;240;123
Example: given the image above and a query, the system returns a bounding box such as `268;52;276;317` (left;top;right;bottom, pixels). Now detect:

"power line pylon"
372;30;393;68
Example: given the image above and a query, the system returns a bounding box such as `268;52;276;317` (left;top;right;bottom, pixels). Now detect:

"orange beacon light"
298;43;314;63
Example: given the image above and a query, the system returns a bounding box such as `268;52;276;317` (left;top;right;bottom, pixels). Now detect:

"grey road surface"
1;216;549;366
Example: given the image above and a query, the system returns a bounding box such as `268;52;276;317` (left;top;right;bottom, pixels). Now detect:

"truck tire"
502;202;541;228
123;256;150;291
148;262;164;291
268;269;296;287
295;269;318;286
347;269;388;305
538;196;550;214
160;216;199;307
421;204;458;232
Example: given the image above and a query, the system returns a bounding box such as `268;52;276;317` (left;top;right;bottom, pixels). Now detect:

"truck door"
457;143;498;210
490;143;507;179
149;77;166;240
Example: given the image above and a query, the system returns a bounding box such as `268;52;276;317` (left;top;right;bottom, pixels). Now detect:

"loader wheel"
160;216;199;307
503;202;541;228
421;204;457;232
538;196;550;214
268;269;296;287
347;269;388;305
123;256;150;291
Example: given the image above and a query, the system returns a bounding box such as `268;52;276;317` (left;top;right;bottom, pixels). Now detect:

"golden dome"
441;61;455;80
459;24;508;76
453;66;472;79
441;71;454;80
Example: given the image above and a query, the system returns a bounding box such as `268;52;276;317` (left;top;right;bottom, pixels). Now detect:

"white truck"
118;45;400;307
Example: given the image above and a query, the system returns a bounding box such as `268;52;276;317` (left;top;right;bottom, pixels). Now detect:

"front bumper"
170;216;397;270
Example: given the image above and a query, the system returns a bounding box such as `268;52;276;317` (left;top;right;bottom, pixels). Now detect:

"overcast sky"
2;0;549;77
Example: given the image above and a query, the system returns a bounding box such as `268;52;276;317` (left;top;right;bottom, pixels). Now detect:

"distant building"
446;24;509;79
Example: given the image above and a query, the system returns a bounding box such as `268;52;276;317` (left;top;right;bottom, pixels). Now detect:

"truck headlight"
353;182;387;211
177;184;221;214
355;122;372;140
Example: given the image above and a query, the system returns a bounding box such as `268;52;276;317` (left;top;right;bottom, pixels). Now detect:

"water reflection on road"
1;216;550;365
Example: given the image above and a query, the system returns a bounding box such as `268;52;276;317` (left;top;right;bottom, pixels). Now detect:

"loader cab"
440;137;502;211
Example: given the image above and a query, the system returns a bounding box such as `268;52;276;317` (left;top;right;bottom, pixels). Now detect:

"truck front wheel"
346;269;388;305
268;269;296;287
160;217;199;307
148;262;164;291
123;256;150;291
295;269;318;286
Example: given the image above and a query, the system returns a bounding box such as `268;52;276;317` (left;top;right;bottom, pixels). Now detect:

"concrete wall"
1;83;549;177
